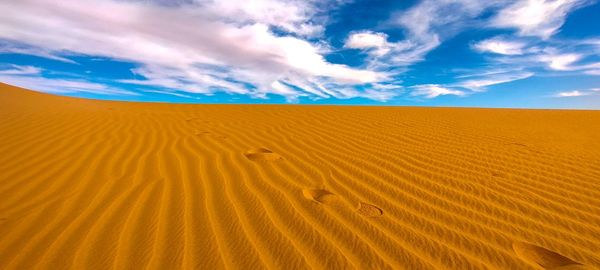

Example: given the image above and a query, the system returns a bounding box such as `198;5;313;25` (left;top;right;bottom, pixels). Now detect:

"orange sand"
1;83;599;269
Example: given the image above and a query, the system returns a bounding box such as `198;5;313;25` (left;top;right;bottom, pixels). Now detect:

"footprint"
302;189;340;204
244;148;282;161
491;171;506;178
357;202;383;217
303;189;384;217
513;242;582;269
504;142;542;154
505;142;528;147
185;117;200;122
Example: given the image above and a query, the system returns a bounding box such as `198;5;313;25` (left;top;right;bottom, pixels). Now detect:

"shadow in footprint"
357;202;383;217
244;148;282;161
513;242;582;269
303;189;340;204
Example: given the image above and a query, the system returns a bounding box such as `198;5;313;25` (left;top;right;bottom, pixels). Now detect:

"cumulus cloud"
491;0;590;39
410;84;466;99
0;0;392;101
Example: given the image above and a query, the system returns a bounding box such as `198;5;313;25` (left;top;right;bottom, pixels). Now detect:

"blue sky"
0;0;599;108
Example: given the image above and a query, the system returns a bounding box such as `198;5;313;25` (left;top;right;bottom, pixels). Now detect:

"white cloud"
411;69;533;99
0;65;41;75
456;71;534;91
556;90;585;97
269;80;304;102
1;0;594;103
539;53;582;70
0;42;77;64
345;31;391;56
0;74;137;96
472;38;600;77
410;84;466;99
0;64;135;96
361;87;399;101
491;0;589;39
554;88;600;97
584;69;600;75
389;0;502;66
0;0;394;101
142;89;197;99
202;0;327;37
473;38;527;55
574;62;600;74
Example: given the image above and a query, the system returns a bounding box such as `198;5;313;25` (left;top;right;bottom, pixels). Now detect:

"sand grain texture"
1;83;599;269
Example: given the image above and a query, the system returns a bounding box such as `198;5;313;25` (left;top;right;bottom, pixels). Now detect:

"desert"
1;83;599;269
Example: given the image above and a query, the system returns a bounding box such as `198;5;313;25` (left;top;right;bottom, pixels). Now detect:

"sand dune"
1;82;599;269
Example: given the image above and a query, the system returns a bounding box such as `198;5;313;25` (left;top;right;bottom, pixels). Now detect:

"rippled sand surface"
1;83;599;269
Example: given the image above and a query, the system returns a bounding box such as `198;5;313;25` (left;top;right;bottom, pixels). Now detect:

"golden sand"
1;83;599;269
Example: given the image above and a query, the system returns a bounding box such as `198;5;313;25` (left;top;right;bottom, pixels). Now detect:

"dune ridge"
1;83;599;269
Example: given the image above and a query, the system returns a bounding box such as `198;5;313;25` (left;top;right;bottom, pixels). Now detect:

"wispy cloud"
0;0;598;104
554;88;600;97
456;71;534;91
0;65;136;95
0;0;391;101
1;75;137;96
584;69;600;75
539;52;582;70
345;31;391;57
142;89;198;99
410;84;466;99
408;68;533;98
0;41;77;64
491;0;591;39
385;0;515;67
0;65;41;75
473;38;528;55
203;0;330;37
